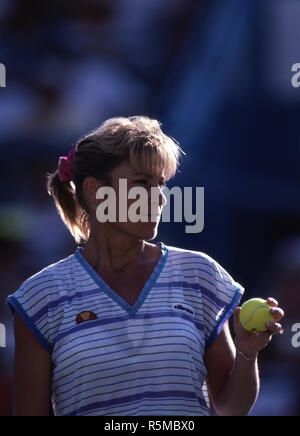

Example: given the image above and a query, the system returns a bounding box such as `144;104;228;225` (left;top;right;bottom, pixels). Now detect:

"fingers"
266;321;284;335
266;297;278;307
267;297;285;324
269;306;285;323
265;297;284;335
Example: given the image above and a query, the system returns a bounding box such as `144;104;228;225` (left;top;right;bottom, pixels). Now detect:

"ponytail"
47;170;89;244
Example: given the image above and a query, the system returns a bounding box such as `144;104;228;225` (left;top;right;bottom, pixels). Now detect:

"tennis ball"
239;298;274;333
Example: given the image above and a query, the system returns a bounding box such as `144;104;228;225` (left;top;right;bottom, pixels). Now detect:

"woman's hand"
233;297;285;359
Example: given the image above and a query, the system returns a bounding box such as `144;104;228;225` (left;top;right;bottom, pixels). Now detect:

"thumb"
233;307;241;330
233;306;252;340
233;307;246;336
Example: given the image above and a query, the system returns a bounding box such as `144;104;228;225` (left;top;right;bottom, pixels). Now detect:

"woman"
7;116;284;416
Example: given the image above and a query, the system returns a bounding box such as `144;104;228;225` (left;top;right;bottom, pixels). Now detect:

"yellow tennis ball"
239;298;275;333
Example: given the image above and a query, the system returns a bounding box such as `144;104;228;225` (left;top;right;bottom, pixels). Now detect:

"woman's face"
88;160;167;241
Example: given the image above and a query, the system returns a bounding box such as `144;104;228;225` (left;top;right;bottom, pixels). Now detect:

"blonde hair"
47;116;185;243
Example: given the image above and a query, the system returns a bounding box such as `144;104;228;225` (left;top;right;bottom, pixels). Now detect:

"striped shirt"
7;242;244;416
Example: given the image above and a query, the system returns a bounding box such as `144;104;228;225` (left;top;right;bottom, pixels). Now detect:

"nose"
158;188;167;207
148;185;167;212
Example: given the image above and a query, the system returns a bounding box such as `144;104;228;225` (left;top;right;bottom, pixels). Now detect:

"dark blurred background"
1;0;300;416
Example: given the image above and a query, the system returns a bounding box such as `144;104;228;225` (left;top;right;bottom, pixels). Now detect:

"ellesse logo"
76;311;97;324
172;303;195;317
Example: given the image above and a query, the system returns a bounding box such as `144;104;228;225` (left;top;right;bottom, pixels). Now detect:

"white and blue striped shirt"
7;242;244;416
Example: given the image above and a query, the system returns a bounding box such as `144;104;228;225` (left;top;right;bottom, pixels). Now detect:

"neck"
82;228;146;273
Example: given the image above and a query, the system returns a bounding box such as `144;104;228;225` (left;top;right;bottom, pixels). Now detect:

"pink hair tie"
58;149;76;182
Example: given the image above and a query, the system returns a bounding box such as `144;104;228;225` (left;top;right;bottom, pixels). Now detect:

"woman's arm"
204;298;284;416
205;321;259;416
13;313;52;416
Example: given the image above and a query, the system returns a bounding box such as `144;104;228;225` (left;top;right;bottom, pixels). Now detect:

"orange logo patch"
76;311;97;324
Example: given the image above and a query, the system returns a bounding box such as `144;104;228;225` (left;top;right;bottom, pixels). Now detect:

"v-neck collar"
74;241;168;316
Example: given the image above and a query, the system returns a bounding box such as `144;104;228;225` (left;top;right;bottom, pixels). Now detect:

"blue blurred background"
1;0;300;416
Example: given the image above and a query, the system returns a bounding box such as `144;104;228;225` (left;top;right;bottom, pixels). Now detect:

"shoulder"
7;253;77;307
24;253;76;286
6;252;79;351
165;243;244;296
165;244;223;273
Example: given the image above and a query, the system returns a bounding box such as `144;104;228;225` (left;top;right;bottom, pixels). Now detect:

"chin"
111;220;160;241
129;222;159;240
138;227;159;240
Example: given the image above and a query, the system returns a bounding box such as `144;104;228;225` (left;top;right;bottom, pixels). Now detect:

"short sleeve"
6;275;52;353
202;259;245;351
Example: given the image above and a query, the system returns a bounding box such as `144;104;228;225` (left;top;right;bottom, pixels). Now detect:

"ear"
82;177;103;206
